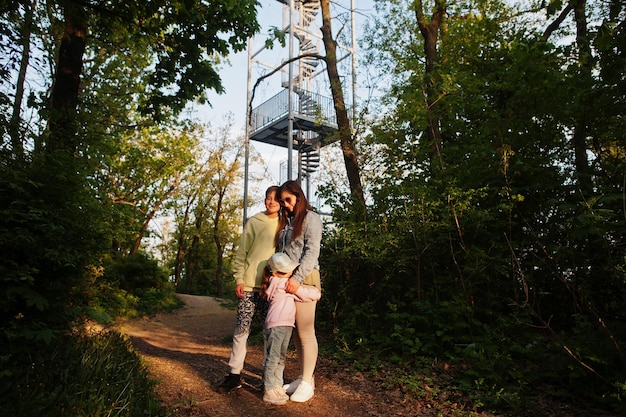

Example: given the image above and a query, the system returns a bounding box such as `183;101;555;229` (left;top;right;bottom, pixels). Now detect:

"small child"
261;252;321;405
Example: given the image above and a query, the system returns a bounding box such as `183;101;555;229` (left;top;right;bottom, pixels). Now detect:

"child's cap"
268;253;300;273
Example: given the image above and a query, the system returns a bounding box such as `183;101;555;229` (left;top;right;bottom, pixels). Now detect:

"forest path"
114;294;485;416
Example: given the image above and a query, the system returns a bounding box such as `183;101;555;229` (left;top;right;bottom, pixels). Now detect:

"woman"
260;253;321;405
275;180;322;403
217;186;280;393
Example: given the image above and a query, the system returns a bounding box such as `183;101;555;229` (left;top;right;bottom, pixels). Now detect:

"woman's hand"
285;278;300;294
235;283;245;299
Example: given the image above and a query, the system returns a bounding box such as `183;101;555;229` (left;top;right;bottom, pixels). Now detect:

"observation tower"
243;0;357;217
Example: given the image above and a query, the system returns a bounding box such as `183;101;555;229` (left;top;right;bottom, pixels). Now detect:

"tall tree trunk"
46;3;87;153
187;208;207;294
174;197;193;289
213;190;225;297
542;0;593;195
185;247;195;294
572;0;593;195
319;0;365;208
174;232;185;288
10;1;35;161
414;0;446;175
131;209;156;256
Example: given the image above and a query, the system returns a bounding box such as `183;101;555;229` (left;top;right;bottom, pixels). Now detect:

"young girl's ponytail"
260;264;272;299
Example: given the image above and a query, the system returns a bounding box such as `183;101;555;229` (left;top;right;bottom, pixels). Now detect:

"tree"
0;0;261;339
542;0;594;195
7;0;34;160
319;0;365;208
205;132;243;297
170;119;245;296
413;0;446;175
322;0;625;409
47;0;260;142
102;122;197;256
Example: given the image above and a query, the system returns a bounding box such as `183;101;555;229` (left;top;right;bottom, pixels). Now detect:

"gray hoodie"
277;210;322;287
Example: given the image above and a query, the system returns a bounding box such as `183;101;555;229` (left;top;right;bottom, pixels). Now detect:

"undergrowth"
0;330;166;417
318;325;624;417
0;281;183;416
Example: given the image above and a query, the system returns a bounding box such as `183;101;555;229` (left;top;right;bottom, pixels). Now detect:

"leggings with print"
227;291;267;374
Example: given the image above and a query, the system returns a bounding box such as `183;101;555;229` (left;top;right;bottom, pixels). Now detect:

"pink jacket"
264;276;321;329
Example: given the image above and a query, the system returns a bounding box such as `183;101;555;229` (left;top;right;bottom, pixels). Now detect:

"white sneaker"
289;380;314;402
283;376;301;395
283;376;314;395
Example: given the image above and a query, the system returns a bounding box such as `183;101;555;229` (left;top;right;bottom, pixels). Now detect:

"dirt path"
115;294;480;416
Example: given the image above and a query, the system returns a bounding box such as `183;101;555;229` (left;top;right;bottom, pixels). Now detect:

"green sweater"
232;211;279;292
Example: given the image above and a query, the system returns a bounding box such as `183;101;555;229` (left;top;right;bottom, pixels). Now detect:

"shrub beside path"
114;294;492;416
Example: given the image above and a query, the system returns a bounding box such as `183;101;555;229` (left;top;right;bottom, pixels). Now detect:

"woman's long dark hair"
275;180;313;246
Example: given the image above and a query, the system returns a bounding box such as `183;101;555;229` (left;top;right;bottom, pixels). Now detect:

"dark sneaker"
217;373;242;393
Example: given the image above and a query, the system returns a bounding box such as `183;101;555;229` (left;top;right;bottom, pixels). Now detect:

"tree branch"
542;4;573;41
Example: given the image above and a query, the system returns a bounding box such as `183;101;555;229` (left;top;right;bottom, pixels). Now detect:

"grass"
0;287;184;416
0;330;166;417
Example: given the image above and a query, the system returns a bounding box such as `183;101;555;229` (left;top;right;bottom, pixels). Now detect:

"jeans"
263;325;293;390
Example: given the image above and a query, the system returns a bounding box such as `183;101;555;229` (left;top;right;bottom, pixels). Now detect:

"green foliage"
168;120;246;297
98;122;199;257
134;287;185;316
104;253;169;292
76;0;261;120
1;1;261;415
319;0;626;415
0;151;109;344
0;330;166;417
264;26;287;49
87;284;184;324
87;253;183;322
0;0;261;334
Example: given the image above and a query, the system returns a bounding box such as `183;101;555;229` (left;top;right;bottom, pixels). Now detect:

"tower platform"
249;88;338;149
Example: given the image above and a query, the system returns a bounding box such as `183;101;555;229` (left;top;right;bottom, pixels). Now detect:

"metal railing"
250;88;337;133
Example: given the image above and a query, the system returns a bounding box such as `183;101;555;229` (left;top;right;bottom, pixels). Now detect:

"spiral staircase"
249;0;336;180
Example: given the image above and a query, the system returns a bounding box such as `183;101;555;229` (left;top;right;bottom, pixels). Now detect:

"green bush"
0;330;166;416
87;253;184;322
135;287;185;316
103;253;169;292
